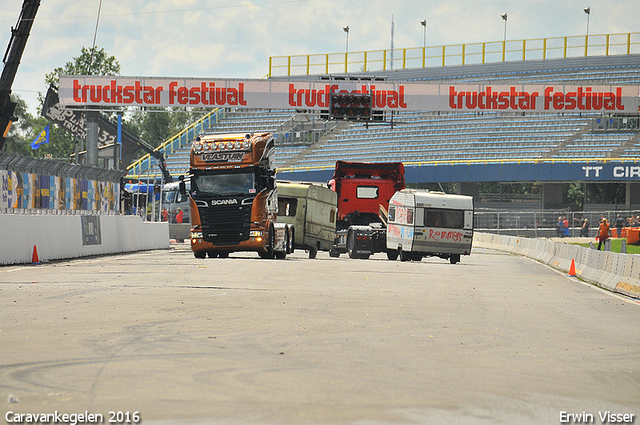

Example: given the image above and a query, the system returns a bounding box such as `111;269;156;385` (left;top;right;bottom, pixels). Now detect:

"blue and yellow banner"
30;124;50;149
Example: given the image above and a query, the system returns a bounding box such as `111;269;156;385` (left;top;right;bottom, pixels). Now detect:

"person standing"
580;218;590;237
557;216;565;238
615;214;624;238
597;218;612;250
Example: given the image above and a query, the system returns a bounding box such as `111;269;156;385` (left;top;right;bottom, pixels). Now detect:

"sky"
1;0;639;116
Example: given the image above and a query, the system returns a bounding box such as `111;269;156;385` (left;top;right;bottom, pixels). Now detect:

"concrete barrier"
0;214;169;265
474;232;640;299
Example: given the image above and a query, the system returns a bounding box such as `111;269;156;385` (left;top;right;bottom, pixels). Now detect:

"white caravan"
386;189;474;264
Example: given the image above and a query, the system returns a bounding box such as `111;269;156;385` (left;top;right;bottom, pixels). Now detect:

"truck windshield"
193;172;256;196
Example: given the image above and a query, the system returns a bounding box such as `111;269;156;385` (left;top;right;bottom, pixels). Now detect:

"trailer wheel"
308;245;318;259
399;249;410;262
386;250;399;261
450;254;460;264
329;248;340;258
194;250;206;259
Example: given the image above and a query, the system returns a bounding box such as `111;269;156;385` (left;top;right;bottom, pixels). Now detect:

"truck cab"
328;161;405;259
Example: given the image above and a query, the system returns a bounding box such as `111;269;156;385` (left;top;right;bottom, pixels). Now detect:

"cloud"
1;0;638;115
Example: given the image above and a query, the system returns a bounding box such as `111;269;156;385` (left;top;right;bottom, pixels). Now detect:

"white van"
386;189;473;264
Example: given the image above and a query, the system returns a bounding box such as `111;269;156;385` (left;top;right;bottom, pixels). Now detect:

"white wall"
0;214;169;265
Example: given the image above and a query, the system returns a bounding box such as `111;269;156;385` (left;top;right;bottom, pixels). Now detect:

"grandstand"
141;54;639;176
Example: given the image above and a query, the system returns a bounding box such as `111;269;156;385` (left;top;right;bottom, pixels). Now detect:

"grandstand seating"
154;54;640;175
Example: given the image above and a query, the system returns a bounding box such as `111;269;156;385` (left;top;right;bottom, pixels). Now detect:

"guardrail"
269;32;640;77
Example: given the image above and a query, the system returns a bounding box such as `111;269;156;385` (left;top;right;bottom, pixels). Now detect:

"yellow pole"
383;50;387;71
268;57;272;77
627;33;631;55
522;39;526;61
462;44;465;65
606;34;610;56
502;40;506;61
422;46;426;68
563;37;567;58
585;35;588;56
482;43;485;63
345;52;348;73
442;45;445;66
306;55;310;75
402;48;407;69
325;54;329;74
287;56;291;76
543;38;547;60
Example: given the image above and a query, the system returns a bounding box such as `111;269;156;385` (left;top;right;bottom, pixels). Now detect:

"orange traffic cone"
31;245;41;264
568;258;576;277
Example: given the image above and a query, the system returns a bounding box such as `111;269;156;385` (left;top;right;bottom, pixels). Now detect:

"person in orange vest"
596;218;611;250
176;208;184;224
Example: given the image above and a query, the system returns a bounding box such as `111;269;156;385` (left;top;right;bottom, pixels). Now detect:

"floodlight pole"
343;26;349;73
501;13;508;62
584;7;591;56
421;19;427;67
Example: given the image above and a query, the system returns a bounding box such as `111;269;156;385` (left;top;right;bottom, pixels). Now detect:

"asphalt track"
1;244;639;425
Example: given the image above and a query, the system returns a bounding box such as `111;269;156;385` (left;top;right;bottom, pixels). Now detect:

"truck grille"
198;203;252;245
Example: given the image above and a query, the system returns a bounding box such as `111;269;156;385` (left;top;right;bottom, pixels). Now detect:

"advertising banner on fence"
59;76;639;113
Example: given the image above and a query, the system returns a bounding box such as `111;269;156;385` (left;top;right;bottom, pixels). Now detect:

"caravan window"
424;208;464;229
278;197;298;217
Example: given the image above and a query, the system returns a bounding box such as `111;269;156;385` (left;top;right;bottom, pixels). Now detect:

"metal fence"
474;209;639;238
1;152;126;216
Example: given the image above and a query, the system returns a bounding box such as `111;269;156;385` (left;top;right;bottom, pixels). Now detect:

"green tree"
43;46;120;89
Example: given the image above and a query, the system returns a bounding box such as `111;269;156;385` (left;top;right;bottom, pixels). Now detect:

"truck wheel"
288;229;295;254
329;248;340;258
308;246;318;259
275;230;287;259
207;251;218;258
219;252;229;259
347;231;358;259
194;250;206;259
386;250;399;261
266;226;275;259
450;254;460;264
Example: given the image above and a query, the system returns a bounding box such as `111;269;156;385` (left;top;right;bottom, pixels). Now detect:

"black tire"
288;229;295;254
386;250;399;261
347;230;358;259
399;249;410;262
450;254;460;264
329;248;340;258
263;226;275;259
207;251;218;258
194;250;206;259
308;245;318;259
275;230;287;260
219;252;229;259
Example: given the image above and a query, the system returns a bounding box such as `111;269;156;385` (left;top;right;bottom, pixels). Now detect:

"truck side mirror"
178;175;186;195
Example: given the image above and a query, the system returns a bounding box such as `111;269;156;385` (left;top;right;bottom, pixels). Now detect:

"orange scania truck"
180;132;292;259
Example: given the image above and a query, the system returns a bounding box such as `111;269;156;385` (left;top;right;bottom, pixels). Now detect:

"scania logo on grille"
211;199;238;206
